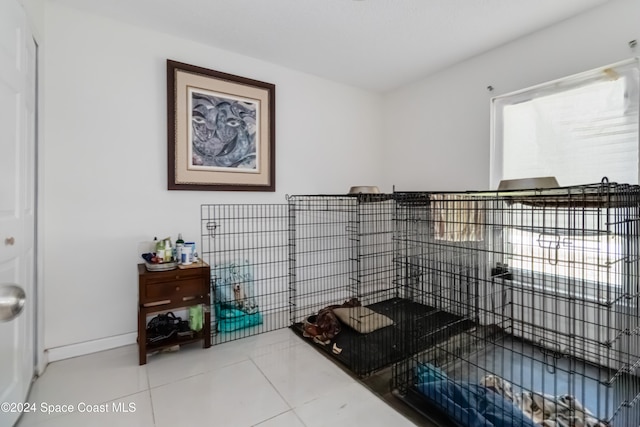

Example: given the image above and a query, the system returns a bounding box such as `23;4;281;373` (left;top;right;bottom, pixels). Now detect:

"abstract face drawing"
191;92;258;170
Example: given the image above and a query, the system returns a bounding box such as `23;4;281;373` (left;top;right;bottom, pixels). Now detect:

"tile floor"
17;329;419;427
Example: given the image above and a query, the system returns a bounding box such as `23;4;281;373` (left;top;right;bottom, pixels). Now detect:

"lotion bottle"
154;237;164;263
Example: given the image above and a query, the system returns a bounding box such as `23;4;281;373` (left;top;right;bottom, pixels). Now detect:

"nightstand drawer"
144;269;203;285
145;278;204;300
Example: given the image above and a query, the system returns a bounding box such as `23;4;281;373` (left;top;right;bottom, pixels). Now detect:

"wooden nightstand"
137;262;211;365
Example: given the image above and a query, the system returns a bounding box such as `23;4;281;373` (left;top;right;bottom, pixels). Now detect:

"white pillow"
333;306;393;334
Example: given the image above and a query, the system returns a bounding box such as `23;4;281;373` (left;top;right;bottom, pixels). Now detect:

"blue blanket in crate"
416;364;536;427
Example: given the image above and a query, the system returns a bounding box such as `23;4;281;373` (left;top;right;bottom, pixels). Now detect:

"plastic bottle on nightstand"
164;239;173;262
185;242;196;263
154;237;165;263
175;233;185;264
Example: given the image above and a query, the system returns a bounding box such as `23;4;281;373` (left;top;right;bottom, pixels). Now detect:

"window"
491;58;640;189
505;215;625;300
491;59;639;299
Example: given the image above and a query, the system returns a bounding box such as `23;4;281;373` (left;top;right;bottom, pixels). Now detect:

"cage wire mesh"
201;204;289;345
392;181;640;427
200;180;640;426
288;194;405;376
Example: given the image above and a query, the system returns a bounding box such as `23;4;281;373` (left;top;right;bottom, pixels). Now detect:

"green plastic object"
189;305;203;332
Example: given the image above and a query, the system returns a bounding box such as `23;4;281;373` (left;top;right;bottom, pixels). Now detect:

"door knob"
5;237;15;246
0;284;26;322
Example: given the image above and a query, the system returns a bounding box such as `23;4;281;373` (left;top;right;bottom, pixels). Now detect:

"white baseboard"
46;333;137;363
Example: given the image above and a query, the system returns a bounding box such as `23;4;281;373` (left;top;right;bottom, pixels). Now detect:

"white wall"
43;3;384;351
42;0;640;356
382;0;640;192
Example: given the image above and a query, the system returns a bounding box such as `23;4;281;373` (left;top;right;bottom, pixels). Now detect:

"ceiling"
53;0;610;92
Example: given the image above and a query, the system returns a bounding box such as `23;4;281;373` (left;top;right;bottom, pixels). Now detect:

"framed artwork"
167;60;276;191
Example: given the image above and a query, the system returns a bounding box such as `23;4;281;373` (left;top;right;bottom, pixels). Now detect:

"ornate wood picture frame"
167;60;276;191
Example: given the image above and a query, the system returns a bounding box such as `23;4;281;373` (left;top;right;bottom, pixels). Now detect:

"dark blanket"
417;380;537;427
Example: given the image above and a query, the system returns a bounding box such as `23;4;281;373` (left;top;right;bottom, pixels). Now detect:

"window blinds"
491;58;639;188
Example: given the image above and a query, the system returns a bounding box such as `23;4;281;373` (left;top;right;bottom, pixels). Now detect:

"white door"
0;0;37;425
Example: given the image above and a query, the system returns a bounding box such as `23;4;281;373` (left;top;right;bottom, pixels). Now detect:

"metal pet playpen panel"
201;204;290;345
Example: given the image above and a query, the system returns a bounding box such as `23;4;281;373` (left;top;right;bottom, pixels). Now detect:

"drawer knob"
176;286;180;291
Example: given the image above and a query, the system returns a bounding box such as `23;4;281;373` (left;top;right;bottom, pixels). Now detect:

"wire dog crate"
200;180;640;425
288;193;476;376
392;181;640;427
287;194;398;376
201;204;289;345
